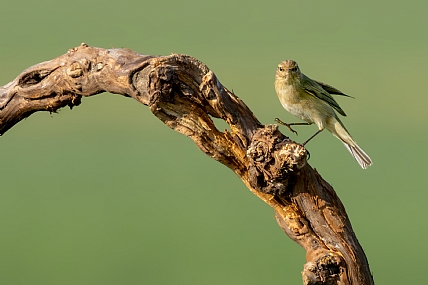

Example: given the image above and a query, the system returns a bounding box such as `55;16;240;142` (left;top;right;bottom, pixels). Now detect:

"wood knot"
67;62;83;78
18;69;53;88
247;125;307;195
302;253;344;285
147;64;175;106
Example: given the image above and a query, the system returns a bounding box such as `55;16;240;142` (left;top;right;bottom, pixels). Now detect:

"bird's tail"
342;141;372;169
327;118;373;169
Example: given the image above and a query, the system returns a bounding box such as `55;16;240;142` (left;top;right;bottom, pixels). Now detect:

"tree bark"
0;43;374;285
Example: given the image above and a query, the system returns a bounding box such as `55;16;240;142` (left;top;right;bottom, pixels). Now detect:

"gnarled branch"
0;43;374;285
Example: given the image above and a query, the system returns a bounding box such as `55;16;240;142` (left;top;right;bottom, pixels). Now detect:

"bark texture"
0;43;374;285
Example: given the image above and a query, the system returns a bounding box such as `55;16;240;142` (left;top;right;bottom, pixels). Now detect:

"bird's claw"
275;118;298;135
287;125;298;136
305;148;311;160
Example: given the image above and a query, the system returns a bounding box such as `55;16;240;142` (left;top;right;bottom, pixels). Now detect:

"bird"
274;60;372;169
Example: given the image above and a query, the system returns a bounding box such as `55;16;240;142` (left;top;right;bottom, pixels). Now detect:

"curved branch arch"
0;43;374;285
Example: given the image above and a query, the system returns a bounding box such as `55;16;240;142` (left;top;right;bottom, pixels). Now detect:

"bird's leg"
302;129;323;146
275;118;311;136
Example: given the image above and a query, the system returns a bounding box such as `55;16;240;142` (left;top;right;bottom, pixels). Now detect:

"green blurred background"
1;1;427;284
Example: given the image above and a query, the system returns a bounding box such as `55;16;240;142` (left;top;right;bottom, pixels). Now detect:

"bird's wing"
314;80;355;98
303;75;347;116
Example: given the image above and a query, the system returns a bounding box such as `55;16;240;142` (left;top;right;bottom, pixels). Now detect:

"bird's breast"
275;82;314;123
275;83;301;107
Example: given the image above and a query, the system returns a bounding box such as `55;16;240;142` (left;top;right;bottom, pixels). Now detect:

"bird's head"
276;60;301;83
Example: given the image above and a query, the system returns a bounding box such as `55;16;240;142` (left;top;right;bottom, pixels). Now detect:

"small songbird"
274;60;372;169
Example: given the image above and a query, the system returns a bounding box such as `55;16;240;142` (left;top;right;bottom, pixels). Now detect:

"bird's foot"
275;118;298;135
306;148;311;161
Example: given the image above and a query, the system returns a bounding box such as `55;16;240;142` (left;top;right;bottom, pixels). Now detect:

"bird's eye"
290;66;298;72
278;67;284;72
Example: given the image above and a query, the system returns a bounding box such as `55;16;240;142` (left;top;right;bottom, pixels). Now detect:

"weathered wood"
0;43;374;285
